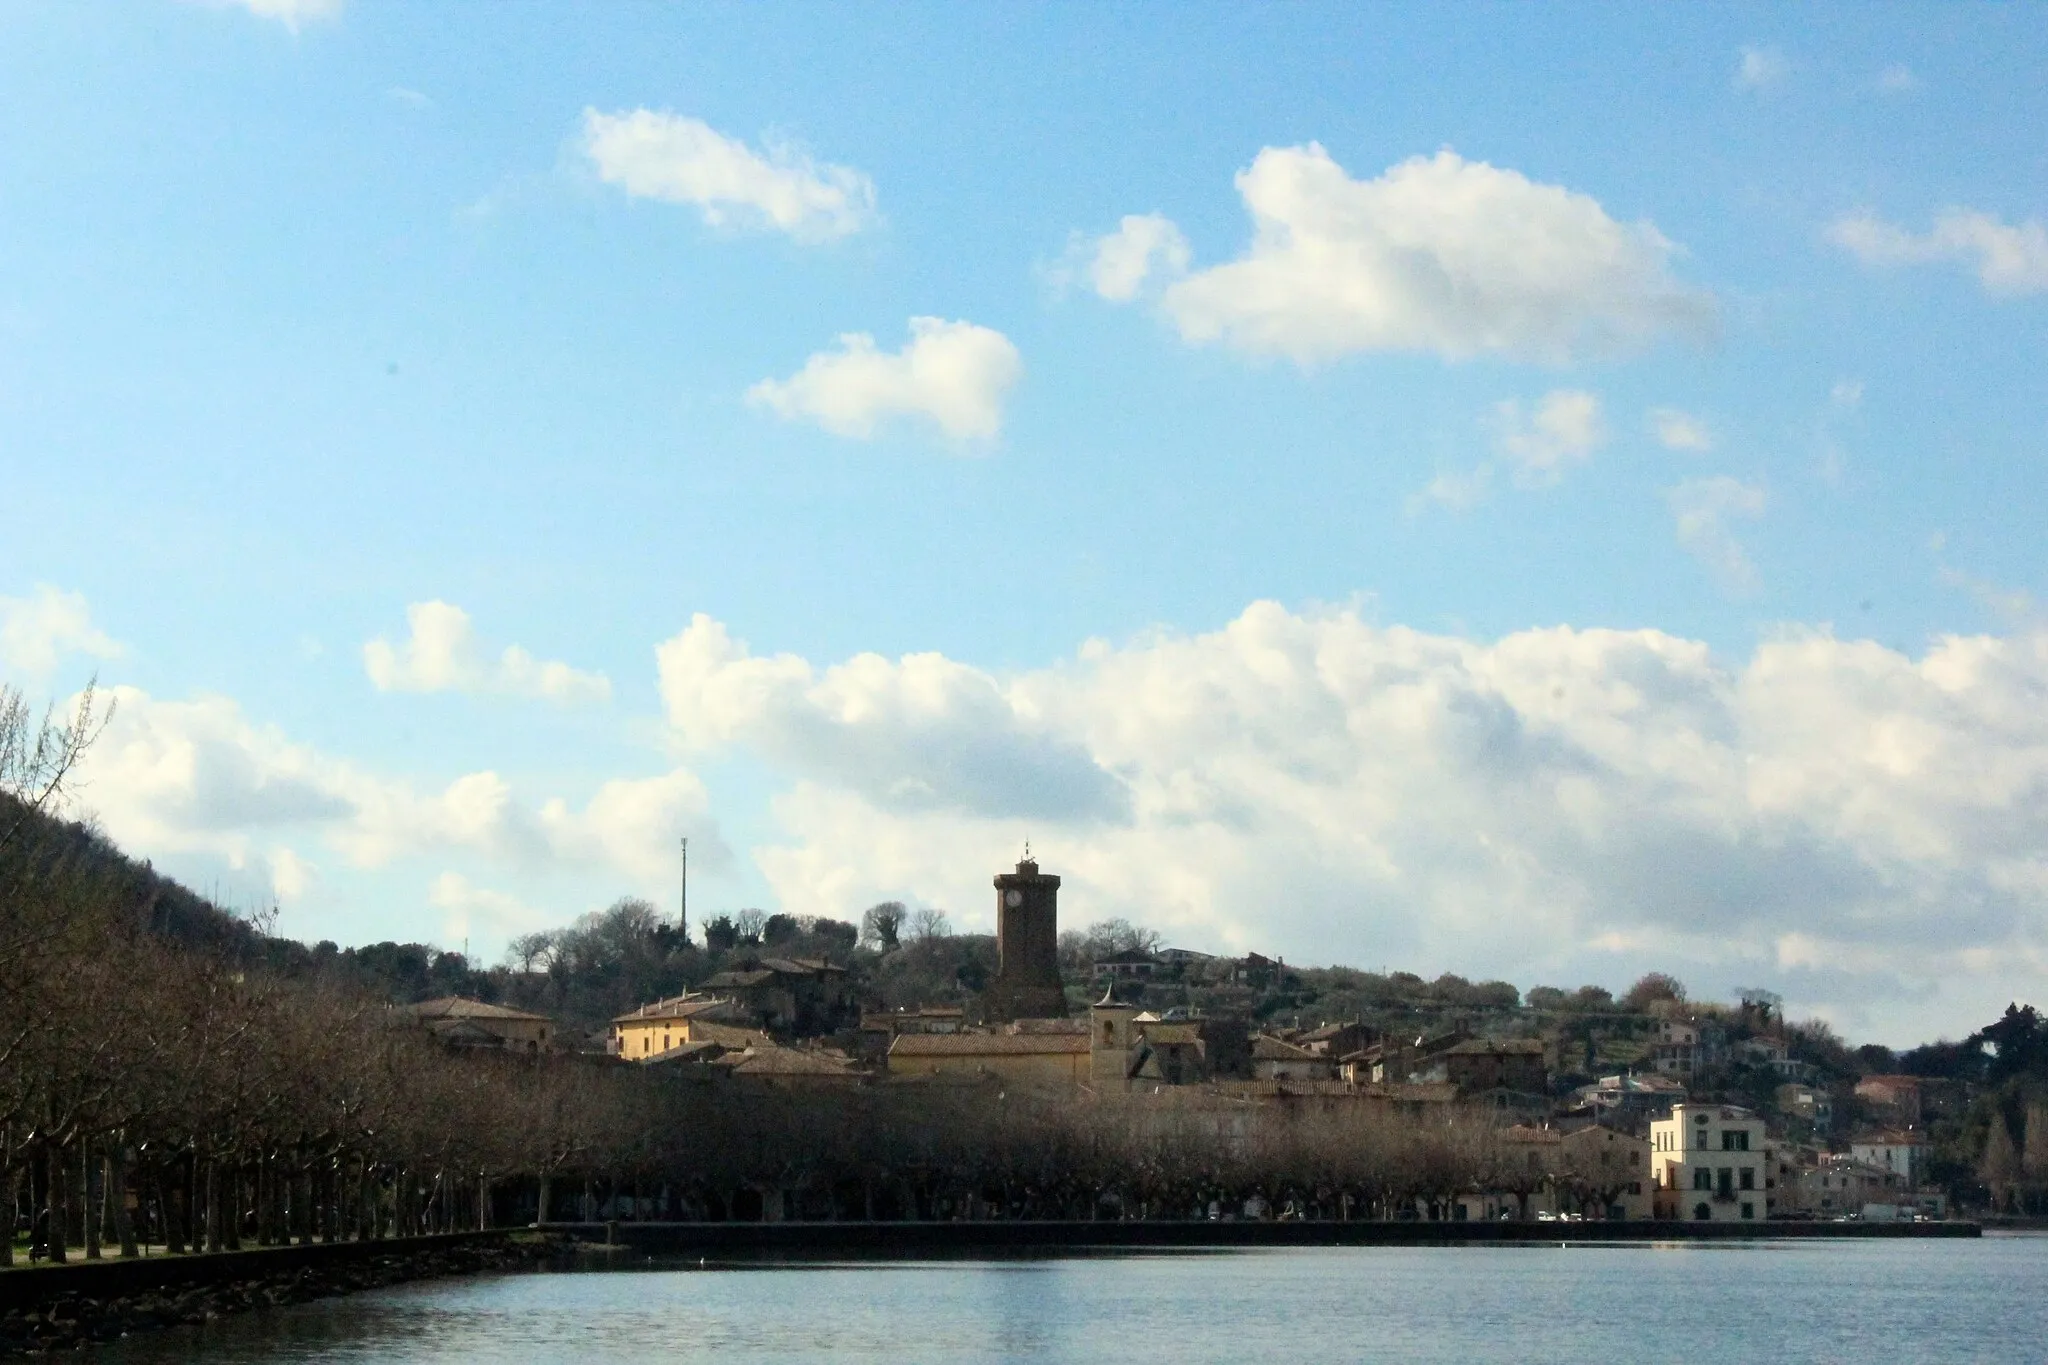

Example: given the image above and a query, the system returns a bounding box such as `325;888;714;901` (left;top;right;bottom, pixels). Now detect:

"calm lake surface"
95;1234;2048;1364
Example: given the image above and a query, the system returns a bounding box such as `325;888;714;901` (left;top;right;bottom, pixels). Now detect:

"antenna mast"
679;836;689;940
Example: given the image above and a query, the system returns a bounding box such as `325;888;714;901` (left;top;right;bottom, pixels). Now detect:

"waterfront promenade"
539;1217;1981;1254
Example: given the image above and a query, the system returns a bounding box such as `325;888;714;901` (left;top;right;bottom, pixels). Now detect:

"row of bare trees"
0;683;1595;1257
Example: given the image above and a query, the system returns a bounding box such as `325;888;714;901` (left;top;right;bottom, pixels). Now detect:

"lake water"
95;1234;2048;1364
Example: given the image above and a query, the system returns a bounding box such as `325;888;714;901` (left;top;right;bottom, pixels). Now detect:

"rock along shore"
0;1231;565;1356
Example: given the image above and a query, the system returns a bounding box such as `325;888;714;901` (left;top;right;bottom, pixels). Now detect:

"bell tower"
981;852;1067;1021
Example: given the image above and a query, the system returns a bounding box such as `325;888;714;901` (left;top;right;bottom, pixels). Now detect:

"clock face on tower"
1004;890;1024;907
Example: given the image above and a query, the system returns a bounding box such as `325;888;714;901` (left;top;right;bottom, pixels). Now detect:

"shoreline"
0;1231;561;1355
541;1217;1983;1254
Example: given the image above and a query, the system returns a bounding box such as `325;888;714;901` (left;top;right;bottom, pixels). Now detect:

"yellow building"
887;1030;1091;1088
611;994;752;1060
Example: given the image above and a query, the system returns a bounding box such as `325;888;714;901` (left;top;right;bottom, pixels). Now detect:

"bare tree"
909;907;952;941
0;680;110;852
507;932;556;974
1082;918;1161;959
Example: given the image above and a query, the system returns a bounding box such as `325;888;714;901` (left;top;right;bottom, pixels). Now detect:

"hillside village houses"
405;855;1951;1224
407;996;555;1052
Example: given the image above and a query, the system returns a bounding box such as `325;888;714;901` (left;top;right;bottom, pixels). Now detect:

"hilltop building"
408;997;556;1053
980;855;1068;1021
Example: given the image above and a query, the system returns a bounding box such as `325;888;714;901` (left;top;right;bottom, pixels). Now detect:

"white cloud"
1068;213;1192;301
1649;407;1713;452
1877;64;1919;94
747;317;1022;442
1492;390;1606;483
1668;476;1767;592
1830;379;1864;410
659;602;2048;1042
1152;144;1713;364
0;585;123;682
199;0;342;28
429;872;555;947
657;614;1121;820
1828;209;2048;296
269;846;317;902
1406;465;1493;517
580;108;876;242
70;685;723;891
363;601;610;704
385;87;431;108
1736;46;1789;90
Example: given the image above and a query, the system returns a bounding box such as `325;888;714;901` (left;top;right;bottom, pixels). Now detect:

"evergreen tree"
1979;1113;2022;1213
2023;1102;2048;1210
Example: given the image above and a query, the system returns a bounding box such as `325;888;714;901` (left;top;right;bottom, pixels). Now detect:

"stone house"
408;997;556;1053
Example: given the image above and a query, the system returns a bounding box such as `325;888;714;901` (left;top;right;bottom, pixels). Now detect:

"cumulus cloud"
1828;209;2048;295
580;108;876;241
747;317;1022;442
1491;390;1606;483
0;585;122;682
1066;213;1192;301
1668;477;1767;592
70;685;723;890
1149;144;1713;365
1405;465;1493;517
363;601;611;704
1736;46;1790;90
656;614;1125;821
429;872;555;946
1877;64;1919;94
681;602;2048;1041
1650;407;1713;452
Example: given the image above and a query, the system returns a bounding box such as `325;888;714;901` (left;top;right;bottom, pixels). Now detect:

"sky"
2;2;2045;1044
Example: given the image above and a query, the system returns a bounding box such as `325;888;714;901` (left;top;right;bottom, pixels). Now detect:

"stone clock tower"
981;854;1067;1021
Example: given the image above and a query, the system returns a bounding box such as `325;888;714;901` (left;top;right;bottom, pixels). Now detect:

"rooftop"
612;994;733;1024
410;996;551;1023
891;1032;1090;1057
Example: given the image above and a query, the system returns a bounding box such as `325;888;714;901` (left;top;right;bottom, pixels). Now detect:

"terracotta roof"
1501;1124;1563;1144
1252;1035;1317;1061
729;1046;859;1077
891;1032;1089;1057
693;1022;771;1050
426;1018;509;1044
1011;1017;1088;1034
643;1040;729;1065
411;996;551;1023
701;969;778;990
612;994;734;1024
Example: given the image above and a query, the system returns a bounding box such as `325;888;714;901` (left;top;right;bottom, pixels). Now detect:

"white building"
1649;1103;1773;1222
1851;1132;1929;1190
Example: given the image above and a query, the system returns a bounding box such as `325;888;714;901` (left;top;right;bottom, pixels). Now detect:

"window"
1722;1130;1750;1151
1693;1202;1711;1221
1740;1202;1755;1220
1694;1169;1712;1191
1740;1168;1755;1191
1717;1167;1733;1198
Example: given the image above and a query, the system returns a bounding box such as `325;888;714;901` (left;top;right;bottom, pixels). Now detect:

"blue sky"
2;1;2045;1042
